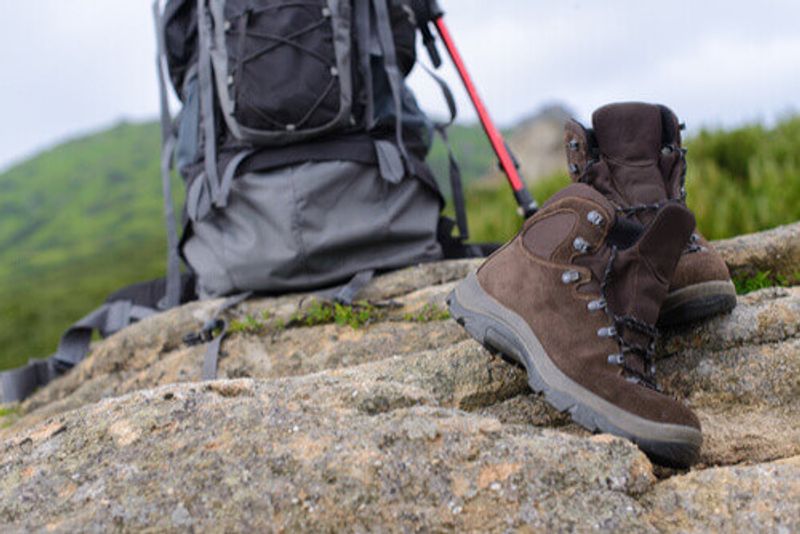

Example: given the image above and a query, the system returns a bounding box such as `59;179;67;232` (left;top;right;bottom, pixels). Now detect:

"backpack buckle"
183;319;225;347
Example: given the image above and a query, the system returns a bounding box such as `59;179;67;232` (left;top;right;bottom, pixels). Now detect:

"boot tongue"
592;103;663;163
602;204;695;379
609;203;696;325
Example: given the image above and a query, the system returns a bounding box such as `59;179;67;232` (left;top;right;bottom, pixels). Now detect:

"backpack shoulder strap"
153;0;184;309
355;0;376;130
370;0;410;167
195;0;223;206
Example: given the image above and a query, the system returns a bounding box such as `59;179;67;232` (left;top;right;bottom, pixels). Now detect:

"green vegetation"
1;116;799;371
228;300;385;336
291;300;383;330
403;303;451;323
0;405;21;427
733;270;800;295
687;117;800;239
459;173;571;244
228;311;274;336
0;122;171;370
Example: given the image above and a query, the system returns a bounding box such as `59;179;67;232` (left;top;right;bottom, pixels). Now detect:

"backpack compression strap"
180;291;253;381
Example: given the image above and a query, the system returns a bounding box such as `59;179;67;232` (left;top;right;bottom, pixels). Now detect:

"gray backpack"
155;0;475;303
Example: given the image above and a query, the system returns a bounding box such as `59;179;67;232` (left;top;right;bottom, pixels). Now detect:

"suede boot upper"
564;102;733;296
476;184;700;429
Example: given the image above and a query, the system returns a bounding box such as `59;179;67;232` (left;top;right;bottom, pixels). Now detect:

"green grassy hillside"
0;122;169;369
2;116;799;371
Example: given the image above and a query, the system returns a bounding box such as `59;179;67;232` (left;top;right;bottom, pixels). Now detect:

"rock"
658;286;800;466
715;221;800;281
645;456;800;532
1;224;799;531
0;380;657;532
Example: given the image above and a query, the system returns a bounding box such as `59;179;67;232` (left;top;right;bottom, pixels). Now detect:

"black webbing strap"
434;125;469;241
418;62;469;241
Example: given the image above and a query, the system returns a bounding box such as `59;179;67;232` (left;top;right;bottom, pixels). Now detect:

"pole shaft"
434;18;525;193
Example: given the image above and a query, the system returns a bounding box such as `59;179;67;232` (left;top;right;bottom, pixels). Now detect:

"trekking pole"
415;0;539;218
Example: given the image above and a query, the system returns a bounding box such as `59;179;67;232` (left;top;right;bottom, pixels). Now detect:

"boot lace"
579;148;702;254
598;246;661;390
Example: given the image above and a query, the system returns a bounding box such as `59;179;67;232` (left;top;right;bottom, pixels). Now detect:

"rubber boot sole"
659;280;737;327
447;272;702;468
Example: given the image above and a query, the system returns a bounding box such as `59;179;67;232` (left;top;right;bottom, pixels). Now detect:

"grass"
733;270;800;295
685;117;800;239
0;405;21;427
403;303;451;323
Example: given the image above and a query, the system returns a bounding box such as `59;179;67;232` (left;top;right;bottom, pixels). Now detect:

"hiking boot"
447;184;702;467
564;102;736;326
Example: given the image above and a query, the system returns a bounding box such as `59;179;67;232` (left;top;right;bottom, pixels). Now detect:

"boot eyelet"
568;163;580;174
573;237;590;253
587;299;606;312
587;211;604;226
568;139;579;151
561;271;580;284
607;354;624;365
597;326;617;338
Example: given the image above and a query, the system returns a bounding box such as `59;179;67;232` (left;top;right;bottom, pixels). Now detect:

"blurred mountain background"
2;107;799;369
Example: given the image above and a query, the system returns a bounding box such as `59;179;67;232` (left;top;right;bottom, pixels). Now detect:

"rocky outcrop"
1;223;799;532
714;222;800;281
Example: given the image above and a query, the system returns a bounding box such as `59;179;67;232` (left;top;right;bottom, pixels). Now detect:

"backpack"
1;0;482;403
156;0;477;303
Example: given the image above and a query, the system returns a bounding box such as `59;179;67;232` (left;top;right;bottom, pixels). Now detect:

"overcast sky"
1;0;798;171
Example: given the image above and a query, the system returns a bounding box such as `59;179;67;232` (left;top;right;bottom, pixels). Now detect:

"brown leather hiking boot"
447;184;702;467
564;102;736;326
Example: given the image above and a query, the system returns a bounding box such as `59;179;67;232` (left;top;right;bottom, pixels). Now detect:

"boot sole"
659;280;737;327
447;272;702;468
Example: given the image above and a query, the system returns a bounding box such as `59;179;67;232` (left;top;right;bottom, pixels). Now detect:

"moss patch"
403;303;451;323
